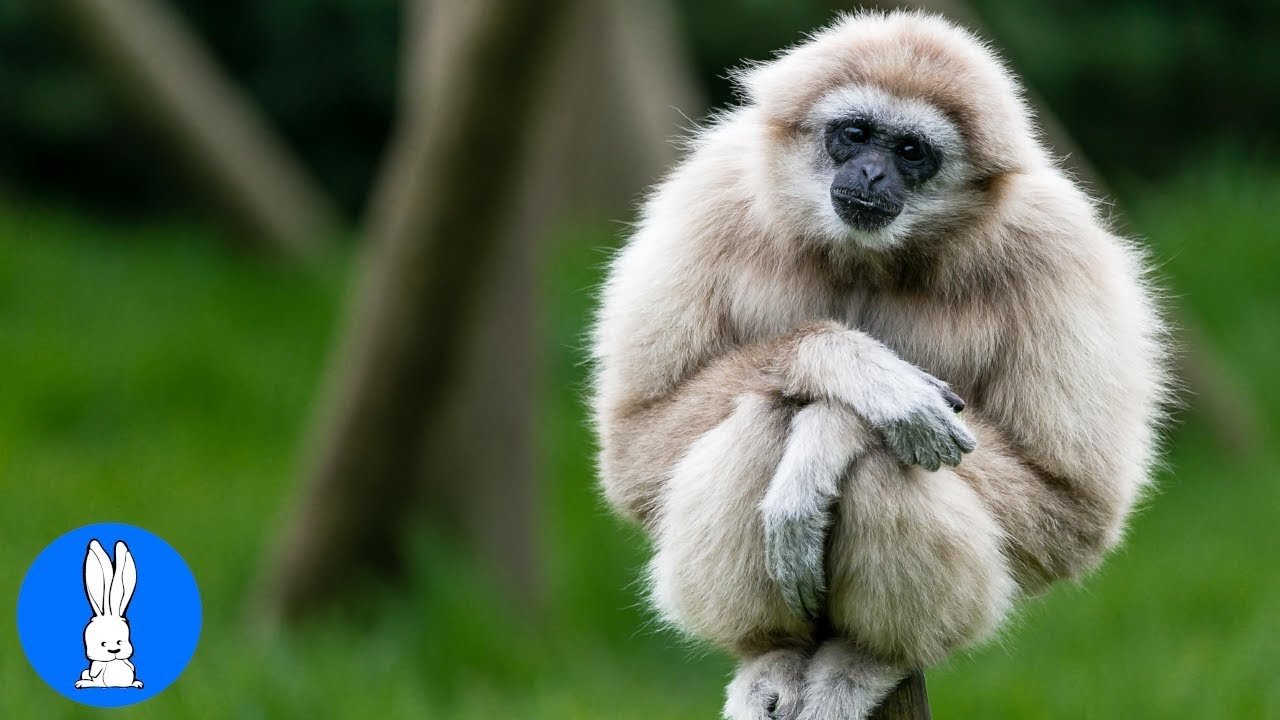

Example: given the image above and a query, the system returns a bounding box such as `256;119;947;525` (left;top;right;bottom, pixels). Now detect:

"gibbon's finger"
882;415;938;470
938;440;963;469
929;407;973;466
920;449;943;473
878;420;915;468
931;404;975;452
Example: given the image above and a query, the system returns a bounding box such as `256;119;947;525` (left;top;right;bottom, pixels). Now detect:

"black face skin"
824;117;942;231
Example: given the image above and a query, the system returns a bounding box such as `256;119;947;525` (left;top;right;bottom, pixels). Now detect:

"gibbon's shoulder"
972;167;1146;304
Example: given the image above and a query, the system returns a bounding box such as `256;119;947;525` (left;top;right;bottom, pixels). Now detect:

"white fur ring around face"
74;539;144;690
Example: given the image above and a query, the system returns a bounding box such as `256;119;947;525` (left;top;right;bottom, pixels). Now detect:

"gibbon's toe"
725;649;808;720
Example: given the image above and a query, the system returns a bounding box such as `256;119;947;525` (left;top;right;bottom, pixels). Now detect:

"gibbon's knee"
825;449;1017;666
648;393;814;653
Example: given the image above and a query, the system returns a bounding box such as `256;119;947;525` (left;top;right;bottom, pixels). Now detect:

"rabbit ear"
84;540;111;617
109;541;137;617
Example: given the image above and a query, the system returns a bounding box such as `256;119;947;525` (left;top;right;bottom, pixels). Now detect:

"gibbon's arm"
947;236;1163;590
594;310;971;531
594;318;807;529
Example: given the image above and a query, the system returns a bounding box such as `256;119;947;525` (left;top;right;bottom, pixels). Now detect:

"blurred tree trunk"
400;0;701;605
264;0;567;619
523;0;701;218
264;0;698;619
47;0;340;260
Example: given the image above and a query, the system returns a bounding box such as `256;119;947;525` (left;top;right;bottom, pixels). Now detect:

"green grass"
1;159;1278;718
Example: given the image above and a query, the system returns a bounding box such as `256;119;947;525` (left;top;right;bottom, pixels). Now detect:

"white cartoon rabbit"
75;539;143;689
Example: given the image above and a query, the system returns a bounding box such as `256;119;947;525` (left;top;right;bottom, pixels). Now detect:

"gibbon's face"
824;116;939;230
802;85;969;250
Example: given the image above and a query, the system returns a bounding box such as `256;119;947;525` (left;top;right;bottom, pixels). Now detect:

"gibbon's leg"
724;648;810;720
824;448;1017;669
797;639;903;720
648;392;815;655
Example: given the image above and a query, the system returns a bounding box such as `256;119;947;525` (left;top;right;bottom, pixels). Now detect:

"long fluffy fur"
590;11;1169;720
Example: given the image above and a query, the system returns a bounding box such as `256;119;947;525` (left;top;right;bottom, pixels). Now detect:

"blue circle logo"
16;523;202;707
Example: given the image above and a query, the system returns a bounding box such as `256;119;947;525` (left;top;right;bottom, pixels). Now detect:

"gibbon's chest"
724;261;1003;394
846;290;1002;397
727;254;1003;392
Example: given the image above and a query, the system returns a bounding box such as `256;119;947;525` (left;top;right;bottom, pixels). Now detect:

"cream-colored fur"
589;11;1169;720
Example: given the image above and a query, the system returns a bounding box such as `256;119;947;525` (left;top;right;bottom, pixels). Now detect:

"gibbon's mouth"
107;648;121;654
830;189;902;231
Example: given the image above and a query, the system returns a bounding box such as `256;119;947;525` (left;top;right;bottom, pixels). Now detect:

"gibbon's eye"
897;138;926;162
841;123;871;144
116;640;123;645
101;642;107;647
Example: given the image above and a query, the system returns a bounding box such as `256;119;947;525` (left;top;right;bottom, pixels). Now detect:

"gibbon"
590;11;1169;719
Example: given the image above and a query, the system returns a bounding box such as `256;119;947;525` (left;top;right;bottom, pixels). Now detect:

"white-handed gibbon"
590;11;1169;720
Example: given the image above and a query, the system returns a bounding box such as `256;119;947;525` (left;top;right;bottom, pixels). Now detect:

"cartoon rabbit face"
82;540;136;661
84;616;133;662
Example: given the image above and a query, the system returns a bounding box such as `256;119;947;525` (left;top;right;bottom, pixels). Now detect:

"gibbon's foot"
75;680;96;688
132;680;144;688
725;649;809;720
797;640;902;720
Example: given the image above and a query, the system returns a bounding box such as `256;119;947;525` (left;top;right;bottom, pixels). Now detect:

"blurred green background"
2;0;1277;718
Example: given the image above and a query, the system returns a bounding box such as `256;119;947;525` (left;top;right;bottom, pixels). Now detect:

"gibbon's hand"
764;500;829;620
786;328;977;472
877;364;976;472
761;402;865;619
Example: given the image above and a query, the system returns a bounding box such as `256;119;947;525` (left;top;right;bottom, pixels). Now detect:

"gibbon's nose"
833;153;903;203
859;159;887;190
108;648;121;654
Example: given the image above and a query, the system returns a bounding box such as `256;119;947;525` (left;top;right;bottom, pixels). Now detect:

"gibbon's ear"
85;540;112;617
109;541;137;617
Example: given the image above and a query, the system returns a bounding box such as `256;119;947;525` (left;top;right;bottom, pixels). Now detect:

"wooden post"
870;671;931;720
